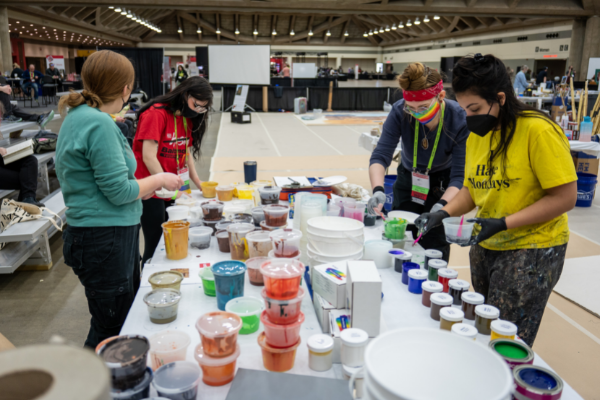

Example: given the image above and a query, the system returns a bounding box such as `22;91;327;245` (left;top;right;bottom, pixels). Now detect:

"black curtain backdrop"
99;47;163;99
222;86;308;112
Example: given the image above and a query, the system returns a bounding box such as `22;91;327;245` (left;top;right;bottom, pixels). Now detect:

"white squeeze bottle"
561;114;569;130
579;116;593;142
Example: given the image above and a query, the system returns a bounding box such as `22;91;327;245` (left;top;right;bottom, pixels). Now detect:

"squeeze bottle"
579;116;593;142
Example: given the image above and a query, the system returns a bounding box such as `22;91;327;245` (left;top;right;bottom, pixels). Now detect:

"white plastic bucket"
306;231;364;256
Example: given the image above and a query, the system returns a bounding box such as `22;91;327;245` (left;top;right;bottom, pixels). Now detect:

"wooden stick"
570;78;577;122
262;86;268;112
583;80;589;118
577;89;584;125
592;93;600;135
326;81;333;112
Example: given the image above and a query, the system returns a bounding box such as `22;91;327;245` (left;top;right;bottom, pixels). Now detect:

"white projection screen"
208;45;271;85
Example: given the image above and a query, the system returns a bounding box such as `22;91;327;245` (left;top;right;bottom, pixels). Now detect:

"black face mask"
466;105;498;137
181;102;199;119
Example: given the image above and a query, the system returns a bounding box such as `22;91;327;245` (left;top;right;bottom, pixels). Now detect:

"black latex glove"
414;210;450;236
466;217;507;246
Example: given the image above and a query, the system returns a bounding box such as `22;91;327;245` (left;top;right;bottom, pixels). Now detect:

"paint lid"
438;268;458;279
143;289;182;307
340;328;369;347
513;365;563;398
307;334;334;353
424;249;443;258
451;323;478;339
475;304;500;319
148;271;184;286
430;293;453;306
421;281;443;293
260;259;304;279
408;269;428;280
491;320;518;336
394;251;413;260
388;250;405;256
342;364;364;379
448;279;470;290
440;307;465;322
428;259;447;270
194;343;240;367
216;184;234;191
211;260;247;277
461;292;484;305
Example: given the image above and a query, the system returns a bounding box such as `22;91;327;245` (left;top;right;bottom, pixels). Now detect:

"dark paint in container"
98;335;150;391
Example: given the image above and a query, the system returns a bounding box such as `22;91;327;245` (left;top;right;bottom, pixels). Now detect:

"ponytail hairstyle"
452;53;566;179
398;62;443;92
58;50;134;116
136;76;213;160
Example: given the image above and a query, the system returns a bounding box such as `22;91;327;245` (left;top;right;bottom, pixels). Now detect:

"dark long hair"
452;54;567;178
137;76;213;159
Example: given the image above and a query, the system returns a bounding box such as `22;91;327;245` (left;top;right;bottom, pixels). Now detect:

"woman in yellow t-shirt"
415;54;577;346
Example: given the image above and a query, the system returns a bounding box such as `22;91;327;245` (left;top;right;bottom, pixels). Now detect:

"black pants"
141;197;174;265
393;164;451;261
0;91;38;121
470;243;566;347
0;155;38;200
63;225;140;349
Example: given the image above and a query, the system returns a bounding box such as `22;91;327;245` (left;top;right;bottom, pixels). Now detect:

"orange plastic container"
257;332;301;372
194;343;240;386
260;259;304;300
162;221;190;260
195;312;242;358
201;181;219;198
260;311;305;348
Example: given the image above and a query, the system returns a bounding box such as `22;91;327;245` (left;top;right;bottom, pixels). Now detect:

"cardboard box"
573;155;599;176
346;261;382;337
313;293;335;334
311;262;347;308
328;309;351;363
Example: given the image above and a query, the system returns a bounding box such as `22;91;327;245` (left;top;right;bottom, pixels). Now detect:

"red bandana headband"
403;80;444;102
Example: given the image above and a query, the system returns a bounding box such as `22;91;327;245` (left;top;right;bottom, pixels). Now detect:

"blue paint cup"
212;261;247;310
402;262;420;285
244;161;257;184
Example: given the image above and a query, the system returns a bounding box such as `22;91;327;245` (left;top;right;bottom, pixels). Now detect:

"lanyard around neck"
173;115;188;168
412;102;445;174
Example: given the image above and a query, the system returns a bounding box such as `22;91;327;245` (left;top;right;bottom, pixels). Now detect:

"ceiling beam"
216;13;221;42
281;15;350;44
95;7;101;27
69;7;86;19
288;15;296;42
340;18;350;43
323;16;333;43
176;14;184;41
306;15;314;44
447;16;461;32
270;15;277;42
466;0;479;6
508;0;522;7
59;7;71;16
141;10;175;41
178;11;254;43
350;16;380;46
196;12;202;41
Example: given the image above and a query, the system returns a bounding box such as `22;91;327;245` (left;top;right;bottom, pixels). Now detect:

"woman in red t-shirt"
134;77;213;264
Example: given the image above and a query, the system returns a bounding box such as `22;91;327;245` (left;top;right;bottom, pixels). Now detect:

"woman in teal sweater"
56;50;182;349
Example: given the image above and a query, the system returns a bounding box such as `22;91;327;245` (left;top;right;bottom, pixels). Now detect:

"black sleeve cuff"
373;186;385;194
437;199;447;207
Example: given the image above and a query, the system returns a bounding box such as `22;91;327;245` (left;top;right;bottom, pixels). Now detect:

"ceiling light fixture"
235;28;240;34
290;29;295;36
385;25;390;31
344;30;349;36
406;19;412;26
424;15;430;22
308;30;313;36
121;9;127;15
114;7;120;12
434;15;440;20
253;28;258;35
391;23;397;30
197;27;202;33
126;10;132;17
326;30;331;36
415;17;421;25
216;28;221;34
379;27;384;33
363;31;368;37
272;28;277;35
109;6;114;9
177;27;182;33
373;30;378;35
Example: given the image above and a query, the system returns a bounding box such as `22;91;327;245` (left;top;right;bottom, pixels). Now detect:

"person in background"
0;84;54;125
280;63;291;78
368;62;469;261
46;63;63;91
56;50;183;349
536;66;548;85
416;53;577;346
506;66;515;84
565;66;576;83
514;65;529;93
0;147;45;207
134;76;213;265
175;65;188;87
22;64;44;102
11;63;23;78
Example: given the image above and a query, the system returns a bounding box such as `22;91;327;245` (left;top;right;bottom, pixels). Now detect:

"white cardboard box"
328;309;351;363
346;260;382;337
311;262;347;308
313;292;336;334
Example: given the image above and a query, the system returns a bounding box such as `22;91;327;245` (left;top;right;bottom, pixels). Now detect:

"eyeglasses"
403;97;437;116
189;97;209;113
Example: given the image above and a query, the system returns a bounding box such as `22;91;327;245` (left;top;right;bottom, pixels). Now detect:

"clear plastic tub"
175;195;196;208
260;259;304;300
162;221;189;260
442;217;475;245
267;250;301;261
98;335;150;391
246;256;269;286
327;204;341;217
236;185;255;200
216;185;234;202
230;213;254;225
215;220;234;232
260;311;305;348
246;231;273;258
149;331;191;371
194;343;240;386
153;361;201;400
227;223;255;261
200;201;225;221
251;180;274;188
202;217;224;236
199;267;215;297
195;312;243;357
258;332;301;372
166;205;189;221
110;367;153;399
258;186;282;205
269;229;303;258
262;287;305;325
143;289;182;324
251;206;265;226
260;220;284;232
216;230;230;253
148;271;184;291
212;261;247;310
223;205;246;219
225;296;264;335
188;227;213;250
263;204;290;227
200;181;218;198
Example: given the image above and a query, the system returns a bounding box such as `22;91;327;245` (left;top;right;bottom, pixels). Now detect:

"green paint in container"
489;339;534;369
384;218;408;240
199;267;216;297
225;296;264;335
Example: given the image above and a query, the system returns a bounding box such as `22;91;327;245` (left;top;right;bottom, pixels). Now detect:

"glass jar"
439;307;464;331
421;281;443;307
429;293;453;321
461;292;485;320
474;304;500;335
448;279;470;305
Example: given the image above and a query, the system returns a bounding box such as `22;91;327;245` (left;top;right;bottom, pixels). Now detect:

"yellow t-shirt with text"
464;113;577;251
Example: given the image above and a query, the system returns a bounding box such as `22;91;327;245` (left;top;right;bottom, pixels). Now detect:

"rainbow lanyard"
413;103;445;174
172;115;188;171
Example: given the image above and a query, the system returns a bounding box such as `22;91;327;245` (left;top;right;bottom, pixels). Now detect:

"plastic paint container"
149;330;191;371
261;311;305;348
260;259;304;300
363;240;393;269
251;206;265;226
448;279;470;305
216;185;235;202
401;262;420;285
153;361;201;400
421;281;443;307
259;186;282;205
98;335;150;391
215;220;234;232
257;332;301;372
225;296;264;335
236;185;255;200
461;292;485;320
388;249;404;269
216;230;230;253
307;334;334;372
408;269;428;294
423;249;443;271
384;218;408;240
263;204;290;227
252;179;274;188
231;213;254;225
512;365;562;400
201;201;225;221
270;229;303;258
166;205;189;221
451;323;478;341
162;221;190;260
148;270;184;291
245;256;269;286
363;214;376;226
200;181;219;198
394;251;413;273
327;204;341;217
143;289;182;324
261;287;305;325
95;335;119;355
224;205;246;220
491;320;518;341
442;217;475;245
440;307;464;331
194;343;240;386
268;249;301;261
437;268;458;292
188;226;213;250
260;220;285;232
110;367;153;400
195;312;243;357
212;261;247;310
430;293;453;321
490;339;535;370
227;223;255;261
427;259;447;281
203;217;225;235
340;328;369;368
343;364;365;399
246;231;273;258
199;267;216;296
475;304;500;335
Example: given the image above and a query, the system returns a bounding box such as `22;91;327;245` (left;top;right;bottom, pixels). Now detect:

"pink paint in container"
261;287;305;325
260;310;305;348
260;259;304;300
269;229;303;258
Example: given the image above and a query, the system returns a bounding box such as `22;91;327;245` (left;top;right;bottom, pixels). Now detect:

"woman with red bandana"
368;62;470;261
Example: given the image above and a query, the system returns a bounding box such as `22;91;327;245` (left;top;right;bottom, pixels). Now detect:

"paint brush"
375;208;386;221
458;215;465;238
412;231;423;247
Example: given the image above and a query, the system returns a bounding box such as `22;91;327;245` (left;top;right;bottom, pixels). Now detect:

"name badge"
411;172;430;205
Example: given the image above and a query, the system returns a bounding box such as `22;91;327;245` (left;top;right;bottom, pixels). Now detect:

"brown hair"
398;62;442;91
58;50;134;115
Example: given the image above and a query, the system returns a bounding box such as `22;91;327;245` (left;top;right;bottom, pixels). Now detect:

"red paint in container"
260;310;305;348
260;259;304;300
437;268;458;293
